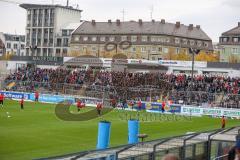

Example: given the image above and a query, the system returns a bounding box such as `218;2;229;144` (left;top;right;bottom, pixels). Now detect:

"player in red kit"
96;102;103;116
161;101;166;113
110;98;116;108
35;91;39;102
20;97;24;110
77;100;82;112
137;100;142;110
0;93;4;107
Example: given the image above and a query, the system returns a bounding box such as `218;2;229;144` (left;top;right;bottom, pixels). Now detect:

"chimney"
175;21;180;28
238;22;240;27
196;25;201;29
108;19;112;24
152;19;155;23
92;20;96;25
116;19;120;26
139;19;143;25
161;19;165;24
188;24;193;30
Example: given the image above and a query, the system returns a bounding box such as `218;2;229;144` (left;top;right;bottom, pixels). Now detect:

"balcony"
219;41;240;45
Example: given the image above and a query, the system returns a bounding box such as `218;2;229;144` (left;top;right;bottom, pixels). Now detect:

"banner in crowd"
158;60;207;68
181;105;240;118
0;91;75;103
77;97;102;106
29;93;75;103
0;91;30;100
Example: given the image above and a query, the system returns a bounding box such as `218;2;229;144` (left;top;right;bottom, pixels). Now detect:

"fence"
3;79;240;109
38;127;240;160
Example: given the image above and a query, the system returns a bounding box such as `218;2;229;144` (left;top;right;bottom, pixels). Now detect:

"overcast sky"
0;0;240;42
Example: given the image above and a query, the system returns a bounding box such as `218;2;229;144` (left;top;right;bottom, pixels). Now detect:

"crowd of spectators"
4;66;240;108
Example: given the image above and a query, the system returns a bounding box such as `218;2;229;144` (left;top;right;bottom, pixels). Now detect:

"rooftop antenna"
67;0;69;7
121;9;125;22
150;5;153;20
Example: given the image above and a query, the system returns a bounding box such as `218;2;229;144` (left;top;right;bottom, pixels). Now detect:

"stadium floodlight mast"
189;48;200;89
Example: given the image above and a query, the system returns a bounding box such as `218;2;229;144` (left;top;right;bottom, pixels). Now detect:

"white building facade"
0;32;25;56
20;3;82;57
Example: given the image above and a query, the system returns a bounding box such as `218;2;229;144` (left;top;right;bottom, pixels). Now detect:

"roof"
61;22;82;30
222;23;240;36
73;21;212;41
3;34;25;42
20;3;82;12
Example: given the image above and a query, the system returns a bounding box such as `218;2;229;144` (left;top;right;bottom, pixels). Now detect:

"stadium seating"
4;66;240;108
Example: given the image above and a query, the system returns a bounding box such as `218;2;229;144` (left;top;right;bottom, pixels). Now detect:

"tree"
195;51;219;62
172;52;191;61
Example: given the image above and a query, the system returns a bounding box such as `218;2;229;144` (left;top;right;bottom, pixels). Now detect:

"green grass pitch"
0;99;239;160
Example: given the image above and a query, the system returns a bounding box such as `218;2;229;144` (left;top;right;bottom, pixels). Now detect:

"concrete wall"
55;8;81;34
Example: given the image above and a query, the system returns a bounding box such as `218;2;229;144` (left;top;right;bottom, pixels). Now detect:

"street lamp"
189;48;200;85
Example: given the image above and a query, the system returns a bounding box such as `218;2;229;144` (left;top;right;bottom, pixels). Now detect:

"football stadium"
1;55;240;160
1;1;240;160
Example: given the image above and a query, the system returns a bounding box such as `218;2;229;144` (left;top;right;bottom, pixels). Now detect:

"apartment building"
70;19;213;60
20;3;82;57
0;32;25;56
219;22;240;63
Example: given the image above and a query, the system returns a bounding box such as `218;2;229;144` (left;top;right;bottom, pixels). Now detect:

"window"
222;48;225;54
92;46;97;51
74;36;80;42
165;37;170;43
151;37;157;42
152;46;157;52
131;46;136;52
141;36;148;42
232;48;238;54
13;44;18;49
100;36;105;42
182;39;188;45
141;47;146;52
7;43;11;48
158;47;163;52
222;37;228;42
197;41;202;47
175;38;180;44
176;48;180;54
204;42;208;47
62;30;68;36
83;36;88;41
109;36;115;42
21;44;24;49
92;37;97;42
233;37;239;42
163;47;168;53
190;40;195;46
121;36;127;41
56;48;61;54
131;36;137;42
